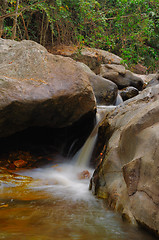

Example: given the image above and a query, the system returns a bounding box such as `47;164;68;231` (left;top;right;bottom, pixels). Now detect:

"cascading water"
0;102;157;240
115;93;124;106
75;105;116;167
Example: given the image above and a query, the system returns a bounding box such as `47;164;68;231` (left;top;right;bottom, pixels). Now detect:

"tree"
0;0;8;38
0;0;158;71
12;0;19;39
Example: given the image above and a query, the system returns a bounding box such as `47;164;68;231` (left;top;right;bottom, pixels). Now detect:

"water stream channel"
0;106;158;240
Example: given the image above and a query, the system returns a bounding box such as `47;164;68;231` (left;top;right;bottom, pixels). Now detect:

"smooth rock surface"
0;39;96;137
91;85;159;235
77;62;118;105
100;67;144;90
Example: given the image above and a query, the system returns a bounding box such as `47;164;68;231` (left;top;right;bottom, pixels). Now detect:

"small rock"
78;170;90;179
14;160;27;168
120;86;139;101
104;64;126;75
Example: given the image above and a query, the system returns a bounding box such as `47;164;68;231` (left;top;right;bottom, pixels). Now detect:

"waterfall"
115;93;123;106
74;105;116;167
18;105;116;202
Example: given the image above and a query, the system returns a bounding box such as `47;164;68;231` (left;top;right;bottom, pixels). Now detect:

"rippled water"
0;161;157;240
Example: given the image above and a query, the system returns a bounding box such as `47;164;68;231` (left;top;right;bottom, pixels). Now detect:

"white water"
1;104;157;240
75;105;116;167
19;163;93;202
115;93;123;106
19;106;115;202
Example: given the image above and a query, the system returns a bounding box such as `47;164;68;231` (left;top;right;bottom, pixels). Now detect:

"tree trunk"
12;0;19;40
42;15;49;46
40;11;45;45
0;0;8;37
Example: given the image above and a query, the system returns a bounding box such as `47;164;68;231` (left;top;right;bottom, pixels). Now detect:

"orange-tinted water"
0;162;157;240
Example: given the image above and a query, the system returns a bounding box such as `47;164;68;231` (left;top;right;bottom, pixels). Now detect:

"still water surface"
0;161;157;240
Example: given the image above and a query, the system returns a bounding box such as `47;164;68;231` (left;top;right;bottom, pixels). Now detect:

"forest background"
0;0;158;72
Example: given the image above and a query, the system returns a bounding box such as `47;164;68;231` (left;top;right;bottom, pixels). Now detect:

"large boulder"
0;39;96;138
51;45;123;74
90;85;159;235
77;62;118;105
100;64;144;90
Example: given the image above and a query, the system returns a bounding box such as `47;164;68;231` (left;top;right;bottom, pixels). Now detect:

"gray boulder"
117;70;144;90
89;75;118;105
90;85;159;235
100;64;144;90
0;39;96;137
77;62;118;105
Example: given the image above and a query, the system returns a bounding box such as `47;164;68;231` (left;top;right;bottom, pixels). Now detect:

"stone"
120;86;139;101
78;170;90;179
77;62;118;105
103;64;126;75
14;160;27;168
91;85;159;235
89;75;118;105
100;64;144;90
0;39;96;138
122;158;141;196
51;45;123;74
112;70;144;90
146;73;159;88
134;73;157;87
100;64;119;81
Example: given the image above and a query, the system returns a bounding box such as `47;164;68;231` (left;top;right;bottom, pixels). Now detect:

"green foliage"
1;0;159;72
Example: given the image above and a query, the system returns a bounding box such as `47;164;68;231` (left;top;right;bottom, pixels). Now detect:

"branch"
0;0;45;20
105;13;146;21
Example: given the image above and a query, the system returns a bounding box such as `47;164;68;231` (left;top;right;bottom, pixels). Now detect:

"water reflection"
0;162;158;240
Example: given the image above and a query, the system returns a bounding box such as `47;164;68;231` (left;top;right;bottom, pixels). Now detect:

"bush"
1;0;158;72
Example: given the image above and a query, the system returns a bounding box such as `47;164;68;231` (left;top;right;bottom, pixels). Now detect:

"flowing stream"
0;106;157;240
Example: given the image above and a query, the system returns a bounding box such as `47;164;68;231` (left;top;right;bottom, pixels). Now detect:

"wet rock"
120;86;139;101
122;158;141;196
14;160;27;168
78;170;90;179
0;39;96;138
91;85;159;235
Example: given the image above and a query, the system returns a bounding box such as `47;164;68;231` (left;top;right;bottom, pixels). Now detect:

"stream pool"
0;161;158;240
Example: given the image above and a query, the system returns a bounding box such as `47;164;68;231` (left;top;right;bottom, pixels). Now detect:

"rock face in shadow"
75;62;118;106
0;39;96;138
119;86;139;101
90;85;159;235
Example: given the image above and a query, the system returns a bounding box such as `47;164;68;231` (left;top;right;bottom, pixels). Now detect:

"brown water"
0;162;158;240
